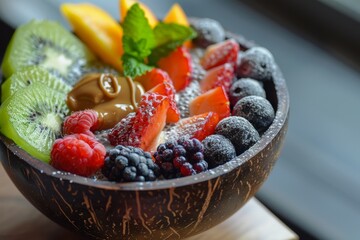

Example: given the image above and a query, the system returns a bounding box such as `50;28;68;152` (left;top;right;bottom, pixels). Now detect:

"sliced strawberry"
135;68;172;91
158;46;192;91
200;63;234;94
174;112;220;141
189;86;230;120
109;93;170;151
149;82;180;123
200;39;239;70
108;112;136;147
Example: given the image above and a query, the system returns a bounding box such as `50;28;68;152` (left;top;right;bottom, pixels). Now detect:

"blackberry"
215;116;260;155
229;78;266;107
154;138;208;178
237;47;275;81
102;145;160;182
190;18;225;48
232;96;275;133
202;134;236;168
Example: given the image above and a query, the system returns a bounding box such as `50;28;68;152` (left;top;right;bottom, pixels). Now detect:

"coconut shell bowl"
0;37;289;240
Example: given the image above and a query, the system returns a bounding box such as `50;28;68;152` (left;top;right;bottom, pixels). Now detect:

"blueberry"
215;116;260;155
232;96;275;133
229;78;266;107
237;47;275;81
190;18;225;48
202;134;236;168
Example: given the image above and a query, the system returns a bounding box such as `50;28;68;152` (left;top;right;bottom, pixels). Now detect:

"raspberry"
63;110;99;137
102;145;160;182
202;134;236;168
154;138;208;178
50;134;106;177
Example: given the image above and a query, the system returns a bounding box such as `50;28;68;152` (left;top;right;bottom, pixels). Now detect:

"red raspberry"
63;110;99;137
50;134;106;176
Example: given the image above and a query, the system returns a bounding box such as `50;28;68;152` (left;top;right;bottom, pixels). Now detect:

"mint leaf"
122;3;155;50
122;54;153;78
123;36;152;61
148;23;196;65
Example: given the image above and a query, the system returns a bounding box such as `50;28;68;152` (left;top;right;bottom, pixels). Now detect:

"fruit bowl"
0;56;289;240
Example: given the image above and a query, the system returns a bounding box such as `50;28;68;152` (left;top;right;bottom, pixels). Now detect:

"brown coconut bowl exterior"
0;34;289;239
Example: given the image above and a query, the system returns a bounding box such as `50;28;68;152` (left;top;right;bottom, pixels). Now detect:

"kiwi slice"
1;66;72;103
1;20;95;85
0;83;69;162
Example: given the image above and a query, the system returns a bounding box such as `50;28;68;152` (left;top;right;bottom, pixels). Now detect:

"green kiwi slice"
1;20;95;85
1;66;72;103
0;83;69;162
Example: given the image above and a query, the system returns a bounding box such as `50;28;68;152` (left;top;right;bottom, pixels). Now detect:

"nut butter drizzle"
67;73;143;130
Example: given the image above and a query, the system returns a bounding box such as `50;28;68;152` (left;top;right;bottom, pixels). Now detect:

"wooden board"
0;164;298;240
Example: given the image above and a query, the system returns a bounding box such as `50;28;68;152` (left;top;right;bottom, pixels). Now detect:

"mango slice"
61;3;124;71
163;3;192;48
163;3;189;27
120;0;158;28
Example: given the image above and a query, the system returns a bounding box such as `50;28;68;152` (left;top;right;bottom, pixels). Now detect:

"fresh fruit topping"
0;83;68;162
215;116;260;155
163;3;192;48
63;110;99;137
232;96;275;133
134;68;172;91
202;134;236;168
50;133;106;177
120;0;158;28
149;82;180;123
61;3;124;72
189;86;230;120
108;112;136;147
190;18;225;48
200;39;239;71
1;20;95;85
154;138;208;178
108;93;170;151
200;63;234;94
102;145;160;182
158;46;192;91
1;66;71;103
237;47;275;81
170;112;220;142
229;78;266;107
121;4;195;78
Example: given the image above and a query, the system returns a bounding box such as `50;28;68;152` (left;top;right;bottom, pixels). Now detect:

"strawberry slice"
135;68;172;91
158;46;192;91
149;82;180;123
108;93;170;151
108;112;136;147
200;63;234;94
173;112;220;141
189;86;230;120
200;39;239;70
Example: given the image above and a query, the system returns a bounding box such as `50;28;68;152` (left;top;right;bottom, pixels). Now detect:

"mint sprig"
121;3;196;78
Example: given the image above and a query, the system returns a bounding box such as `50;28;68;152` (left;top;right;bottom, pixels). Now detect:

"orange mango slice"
163;3;192;48
61;3;124;71
120;0;158;28
163;3;189;26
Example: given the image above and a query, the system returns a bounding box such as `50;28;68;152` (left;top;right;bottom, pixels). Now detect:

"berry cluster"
102;145;160;182
154;138;208;178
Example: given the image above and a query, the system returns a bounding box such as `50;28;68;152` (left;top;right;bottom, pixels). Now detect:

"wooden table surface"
0;164;298;240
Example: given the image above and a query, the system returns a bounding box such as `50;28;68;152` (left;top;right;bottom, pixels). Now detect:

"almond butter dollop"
67;73;143;130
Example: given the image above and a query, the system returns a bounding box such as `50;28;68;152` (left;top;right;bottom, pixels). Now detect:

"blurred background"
0;0;359;239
